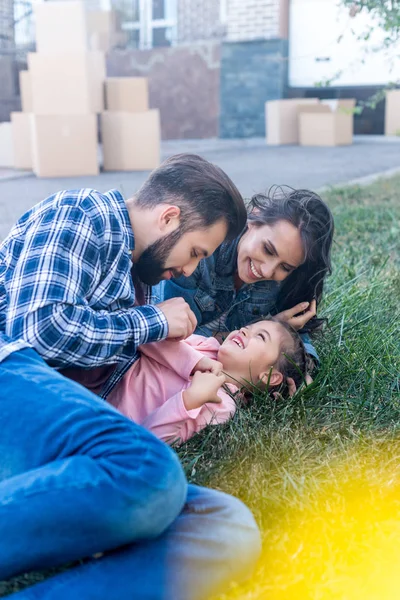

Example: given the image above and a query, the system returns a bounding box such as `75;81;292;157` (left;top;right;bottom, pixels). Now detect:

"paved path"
1;136;400;241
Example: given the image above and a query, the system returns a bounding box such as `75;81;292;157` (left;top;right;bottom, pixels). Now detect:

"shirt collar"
104;189;135;253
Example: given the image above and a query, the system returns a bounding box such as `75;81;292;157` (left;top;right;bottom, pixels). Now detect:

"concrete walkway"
1;135;400;241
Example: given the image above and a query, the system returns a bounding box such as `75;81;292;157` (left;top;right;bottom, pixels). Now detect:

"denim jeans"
0;348;261;599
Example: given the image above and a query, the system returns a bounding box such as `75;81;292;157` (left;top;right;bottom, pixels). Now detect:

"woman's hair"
247;186;334;332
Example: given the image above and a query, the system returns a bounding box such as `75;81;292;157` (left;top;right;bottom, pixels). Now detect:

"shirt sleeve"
5;204;168;368
299;333;320;365
141;387;237;445
138;336;207;380
153;275;204;326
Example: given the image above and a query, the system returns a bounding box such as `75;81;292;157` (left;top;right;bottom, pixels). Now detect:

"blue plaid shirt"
0;188;168;396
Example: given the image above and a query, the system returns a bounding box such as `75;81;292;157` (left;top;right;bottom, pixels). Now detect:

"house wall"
107;41;221;139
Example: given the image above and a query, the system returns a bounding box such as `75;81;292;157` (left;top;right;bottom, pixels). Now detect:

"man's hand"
276;299;317;331
183;371;226;411
192;356;223;376
157;298;197;340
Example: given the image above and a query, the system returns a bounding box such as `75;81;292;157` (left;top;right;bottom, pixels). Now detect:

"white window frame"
219;0;228;24
121;0;177;49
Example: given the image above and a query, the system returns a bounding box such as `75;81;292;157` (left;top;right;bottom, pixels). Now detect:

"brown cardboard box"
105;78;149;113
87;10;121;52
19;71;33;113
385;90;400;136
34;1;88;53
11;112;32;170
0;122;14;167
298;99;356;147
28;52;106;115
101;110;160;171
31;114;99;177
266;98;320;145
90;30;129;52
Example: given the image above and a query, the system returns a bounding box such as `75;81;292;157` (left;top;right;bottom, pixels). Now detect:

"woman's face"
237;220;304;283
236;220;305;284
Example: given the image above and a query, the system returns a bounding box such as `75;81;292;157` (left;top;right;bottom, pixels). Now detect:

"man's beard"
135;228;183;286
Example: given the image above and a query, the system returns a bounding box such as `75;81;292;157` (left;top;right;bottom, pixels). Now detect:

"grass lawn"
1;176;400;598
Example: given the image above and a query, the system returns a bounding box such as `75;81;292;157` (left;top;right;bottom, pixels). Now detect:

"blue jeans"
0;348;261;599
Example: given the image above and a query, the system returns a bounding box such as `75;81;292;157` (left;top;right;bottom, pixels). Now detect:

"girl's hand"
276;299;317;330
183;371;226;411
192;357;223;376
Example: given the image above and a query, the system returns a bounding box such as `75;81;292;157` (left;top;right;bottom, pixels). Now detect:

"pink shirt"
107;335;238;445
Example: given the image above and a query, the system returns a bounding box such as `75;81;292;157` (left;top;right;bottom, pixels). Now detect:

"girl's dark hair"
269;318;308;398
239;317;308;401
248;186;334;332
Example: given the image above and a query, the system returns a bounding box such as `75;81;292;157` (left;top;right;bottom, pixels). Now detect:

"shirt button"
252;308;259;315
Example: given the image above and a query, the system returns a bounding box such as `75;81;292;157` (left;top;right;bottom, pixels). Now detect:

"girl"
153;187;334;363
107;318;306;446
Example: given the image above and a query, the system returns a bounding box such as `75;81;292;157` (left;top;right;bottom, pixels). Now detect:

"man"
1;153;247;397
0;154;260;598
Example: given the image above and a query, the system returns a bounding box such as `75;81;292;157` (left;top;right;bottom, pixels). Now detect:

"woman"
153;186;334;365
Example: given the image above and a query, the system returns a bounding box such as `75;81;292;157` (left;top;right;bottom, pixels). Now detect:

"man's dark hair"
135;153;247;240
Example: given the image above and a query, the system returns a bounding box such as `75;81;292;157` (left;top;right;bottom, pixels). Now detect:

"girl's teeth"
233;338;244;349
250;260;262;279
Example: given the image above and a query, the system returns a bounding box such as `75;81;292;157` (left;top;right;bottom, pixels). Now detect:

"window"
119;0;177;49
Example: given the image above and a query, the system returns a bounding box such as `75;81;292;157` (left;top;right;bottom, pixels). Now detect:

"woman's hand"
276;299;317;330
183;371;226;411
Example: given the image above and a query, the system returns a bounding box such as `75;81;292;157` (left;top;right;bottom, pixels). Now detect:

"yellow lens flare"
217;444;400;600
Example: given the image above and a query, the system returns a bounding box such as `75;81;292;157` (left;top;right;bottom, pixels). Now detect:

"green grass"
178;177;400;599
1;176;400;598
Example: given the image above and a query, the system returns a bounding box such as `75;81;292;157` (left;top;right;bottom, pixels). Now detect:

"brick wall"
107;41;221;139
177;0;225;43
225;0;281;42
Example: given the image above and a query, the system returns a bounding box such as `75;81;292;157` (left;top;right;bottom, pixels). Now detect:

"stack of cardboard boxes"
266;98;356;147
5;1;160;177
12;1;105;177
102;77;161;171
86;9;127;53
385;89;400;136
0;122;14;168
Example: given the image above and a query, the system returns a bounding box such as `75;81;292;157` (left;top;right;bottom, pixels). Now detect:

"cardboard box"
31;114;99;177
101;110;160;171
385;90;400;136
0;122;14;167
298;99;356;147
19;71;33;113
87;10;121;51
266;98;320;145
90;30;128;52
28;52;106;115
11;112;33;170
34;1;88;53
105;78;149;113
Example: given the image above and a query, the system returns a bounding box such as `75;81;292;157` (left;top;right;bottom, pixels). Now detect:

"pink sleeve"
138;337;206;380
140;387;237;446
183;334;222;358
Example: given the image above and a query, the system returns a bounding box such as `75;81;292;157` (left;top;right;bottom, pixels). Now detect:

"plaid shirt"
0;188;168;396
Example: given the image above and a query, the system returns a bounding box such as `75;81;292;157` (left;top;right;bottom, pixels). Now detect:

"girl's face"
217;320;290;388
236;220;305;284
